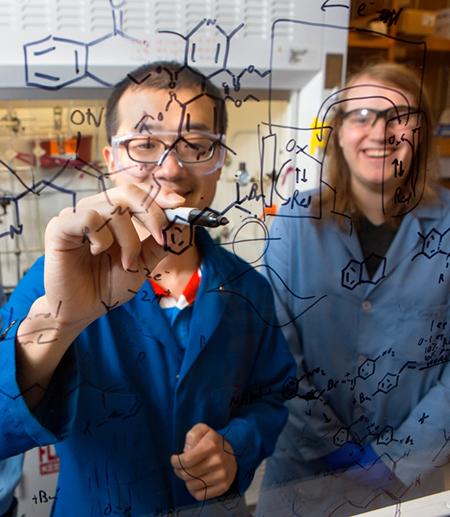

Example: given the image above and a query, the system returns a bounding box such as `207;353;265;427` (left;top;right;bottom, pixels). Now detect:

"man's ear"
216;147;229;179
103;145;115;172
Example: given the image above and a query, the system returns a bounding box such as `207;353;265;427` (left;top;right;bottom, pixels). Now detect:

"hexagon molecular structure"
423;229;442;258
333;427;350;447
361;254;386;284
87;34;149;86
24;36;87;90
341;259;362;290
187;20;228;69
163;219;193;255
358;359;376;380
377;373;399;394
377;425;394;445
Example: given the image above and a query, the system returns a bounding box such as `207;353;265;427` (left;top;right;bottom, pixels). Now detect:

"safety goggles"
341;106;419;128
111;131;226;176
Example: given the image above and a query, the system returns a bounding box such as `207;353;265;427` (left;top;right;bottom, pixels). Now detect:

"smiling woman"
257;62;450;517
317;61;439;227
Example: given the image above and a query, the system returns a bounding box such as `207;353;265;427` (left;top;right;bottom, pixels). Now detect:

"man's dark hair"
105;61;228;143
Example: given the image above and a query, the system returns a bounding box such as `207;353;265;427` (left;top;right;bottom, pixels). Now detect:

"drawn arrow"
321;0;350;12
296;167;307;183
392;158;405;177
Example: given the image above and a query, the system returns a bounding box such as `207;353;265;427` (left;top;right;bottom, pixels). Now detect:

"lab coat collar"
122;277;180;353
125;227;245;385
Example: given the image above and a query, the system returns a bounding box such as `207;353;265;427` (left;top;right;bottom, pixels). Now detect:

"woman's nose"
368;116;388;141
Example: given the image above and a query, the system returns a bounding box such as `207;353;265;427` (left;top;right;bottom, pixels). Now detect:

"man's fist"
170;423;238;501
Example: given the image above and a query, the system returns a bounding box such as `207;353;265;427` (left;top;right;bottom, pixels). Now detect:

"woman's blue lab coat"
262;187;450;495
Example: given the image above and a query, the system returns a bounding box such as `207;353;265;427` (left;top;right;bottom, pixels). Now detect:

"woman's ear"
337;126;343;148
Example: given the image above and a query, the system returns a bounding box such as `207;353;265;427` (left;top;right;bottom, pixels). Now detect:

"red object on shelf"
40;135;92;167
15;135;94;169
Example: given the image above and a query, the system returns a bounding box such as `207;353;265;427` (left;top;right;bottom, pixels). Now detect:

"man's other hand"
170;423;238;501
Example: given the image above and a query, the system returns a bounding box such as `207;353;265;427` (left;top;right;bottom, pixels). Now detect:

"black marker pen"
165;208;229;228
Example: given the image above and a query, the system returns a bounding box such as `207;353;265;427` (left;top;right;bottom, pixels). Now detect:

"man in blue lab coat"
0;62;295;516
0;284;23;517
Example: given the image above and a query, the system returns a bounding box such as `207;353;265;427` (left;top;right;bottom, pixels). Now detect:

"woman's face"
337;76;418;197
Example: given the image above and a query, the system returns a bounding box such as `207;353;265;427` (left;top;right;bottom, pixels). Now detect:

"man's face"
104;87;223;211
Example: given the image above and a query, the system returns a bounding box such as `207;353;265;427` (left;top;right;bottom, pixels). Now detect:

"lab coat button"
361;300;372;312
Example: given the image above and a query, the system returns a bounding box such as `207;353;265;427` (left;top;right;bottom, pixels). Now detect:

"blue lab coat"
263;187;450;489
0;228;295;516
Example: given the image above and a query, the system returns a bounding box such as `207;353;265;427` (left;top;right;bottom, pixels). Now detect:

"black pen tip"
220;217;229;225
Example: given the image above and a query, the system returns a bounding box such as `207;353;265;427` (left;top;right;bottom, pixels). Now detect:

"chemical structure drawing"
284;347;436;448
333;427;350;447
162;219;193;255
327;417;416;459
155;17;270;106
341;254;387;290
0;133;111;242
24;0;270;103
159;18;244;75
369;359;420;398
376;372;399;394
281;374;326;403
340;352;388;393
412;226;450;261
376;425;394;445
358;359;376;380
24;0;147;90
282;340;443;414
366;422;417;450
